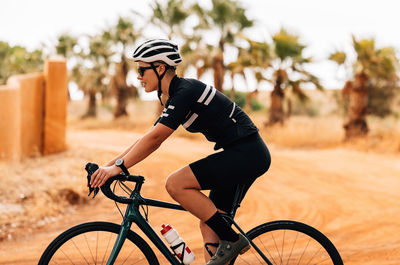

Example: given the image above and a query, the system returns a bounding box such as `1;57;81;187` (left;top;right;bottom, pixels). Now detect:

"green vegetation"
330;36;400;138
1;0;399;140
0;41;44;85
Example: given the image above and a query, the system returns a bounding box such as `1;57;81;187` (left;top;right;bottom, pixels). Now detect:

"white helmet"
132;39;182;66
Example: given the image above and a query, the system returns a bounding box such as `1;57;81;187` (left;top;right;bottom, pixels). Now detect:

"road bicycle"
39;162;343;264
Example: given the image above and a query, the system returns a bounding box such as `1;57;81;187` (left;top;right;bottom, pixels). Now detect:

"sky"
1;0;399;95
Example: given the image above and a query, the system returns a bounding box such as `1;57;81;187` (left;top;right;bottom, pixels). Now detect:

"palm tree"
267;28;323;125
192;0;254;92
55;34;78;59
241;39;271;110
84;32;114;117
227;47;251;102
55;34;79;100
109;16;141;118
329;36;399;139
62;31;113;118
150;0;190;39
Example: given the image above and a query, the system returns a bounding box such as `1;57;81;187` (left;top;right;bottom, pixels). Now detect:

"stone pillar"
0;79;21;161
43;59;68;155
18;73;45;157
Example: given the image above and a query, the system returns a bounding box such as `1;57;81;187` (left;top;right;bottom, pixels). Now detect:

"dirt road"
1;128;400;264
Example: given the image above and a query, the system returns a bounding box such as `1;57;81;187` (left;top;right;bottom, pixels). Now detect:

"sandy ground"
1;128;400;264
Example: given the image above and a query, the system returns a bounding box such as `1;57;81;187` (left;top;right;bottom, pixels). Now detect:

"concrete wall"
0;59;67;161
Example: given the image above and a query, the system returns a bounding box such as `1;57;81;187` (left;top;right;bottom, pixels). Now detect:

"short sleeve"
157;89;194;130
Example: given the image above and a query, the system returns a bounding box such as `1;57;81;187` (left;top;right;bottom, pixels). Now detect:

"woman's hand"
90;165;121;188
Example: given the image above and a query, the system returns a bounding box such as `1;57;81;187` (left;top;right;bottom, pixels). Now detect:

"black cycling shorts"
189;133;271;213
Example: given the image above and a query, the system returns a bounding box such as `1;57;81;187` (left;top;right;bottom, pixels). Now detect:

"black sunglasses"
137;66;154;77
137;64;164;77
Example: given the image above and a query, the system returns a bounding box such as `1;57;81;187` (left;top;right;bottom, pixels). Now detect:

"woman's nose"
137;75;142;80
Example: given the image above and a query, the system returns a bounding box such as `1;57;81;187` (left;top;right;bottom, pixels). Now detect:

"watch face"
116;158;123;166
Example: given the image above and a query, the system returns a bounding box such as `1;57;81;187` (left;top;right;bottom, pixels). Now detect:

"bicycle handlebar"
85;162;145;204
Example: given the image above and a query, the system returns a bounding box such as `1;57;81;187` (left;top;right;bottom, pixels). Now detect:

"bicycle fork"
105;219;133;265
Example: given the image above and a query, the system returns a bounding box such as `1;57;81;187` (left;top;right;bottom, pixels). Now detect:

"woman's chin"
144;87;155;93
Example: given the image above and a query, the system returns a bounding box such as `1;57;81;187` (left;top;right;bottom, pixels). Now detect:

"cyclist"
90;39;271;265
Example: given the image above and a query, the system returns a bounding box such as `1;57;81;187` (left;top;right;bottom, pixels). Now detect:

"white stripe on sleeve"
197;84;211;103
182;113;198;129
204;87;216;105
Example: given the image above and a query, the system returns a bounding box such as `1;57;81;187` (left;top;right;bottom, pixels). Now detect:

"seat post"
229;184;246;218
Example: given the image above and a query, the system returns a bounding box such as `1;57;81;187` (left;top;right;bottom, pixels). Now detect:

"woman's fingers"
90;165;119;188
90;169;99;187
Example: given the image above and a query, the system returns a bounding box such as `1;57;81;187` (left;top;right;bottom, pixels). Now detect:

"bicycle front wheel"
231;220;343;265
38;221;159;265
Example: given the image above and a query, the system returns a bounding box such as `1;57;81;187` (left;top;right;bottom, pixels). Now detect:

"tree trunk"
213;53;224;92
267;72;285;125
343;72;369;139
85;89;97;118
113;59;130;118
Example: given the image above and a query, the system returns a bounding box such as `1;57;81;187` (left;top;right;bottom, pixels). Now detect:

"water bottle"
160;224;195;264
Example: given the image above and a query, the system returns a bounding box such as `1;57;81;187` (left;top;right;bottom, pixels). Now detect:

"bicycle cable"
113;180;149;222
113;181;124;219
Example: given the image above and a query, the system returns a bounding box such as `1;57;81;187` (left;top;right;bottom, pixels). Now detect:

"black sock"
205;211;239;242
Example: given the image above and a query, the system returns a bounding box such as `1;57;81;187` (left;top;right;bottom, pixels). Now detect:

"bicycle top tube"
99;173;246;218
86;162;245;217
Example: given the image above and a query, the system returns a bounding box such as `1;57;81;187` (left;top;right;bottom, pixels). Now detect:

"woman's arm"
104;137;141;167
90;123;174;188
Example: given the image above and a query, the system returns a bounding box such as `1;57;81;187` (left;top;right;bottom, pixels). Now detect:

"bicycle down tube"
106;193;186;265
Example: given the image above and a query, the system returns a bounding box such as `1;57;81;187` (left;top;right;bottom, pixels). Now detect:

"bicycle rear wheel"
231;220;343;265
38;221;159;265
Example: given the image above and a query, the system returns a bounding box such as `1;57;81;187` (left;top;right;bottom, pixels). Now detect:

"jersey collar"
168;75;179;97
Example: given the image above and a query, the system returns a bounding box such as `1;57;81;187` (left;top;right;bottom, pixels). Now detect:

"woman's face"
136;62;160;93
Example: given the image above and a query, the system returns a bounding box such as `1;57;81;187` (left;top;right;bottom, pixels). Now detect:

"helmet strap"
150;63;169;106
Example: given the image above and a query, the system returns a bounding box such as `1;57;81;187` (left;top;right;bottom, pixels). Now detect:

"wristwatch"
115;158;124;167
115;158;129;175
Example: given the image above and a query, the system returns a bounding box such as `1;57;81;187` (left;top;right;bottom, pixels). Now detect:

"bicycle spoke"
233;224;340;265
304;245;322;265
59;248;74;264
83;234;96;264
96;231;99;264
121;246;141;265
100;230;114;265
297;237;311;265
286;230;298;265
281;230;285;265
71;238;90;265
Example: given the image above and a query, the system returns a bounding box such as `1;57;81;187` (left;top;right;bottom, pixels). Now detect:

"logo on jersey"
161;105;175;117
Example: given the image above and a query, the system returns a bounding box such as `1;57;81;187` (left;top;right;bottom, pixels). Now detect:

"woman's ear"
158;64;165;74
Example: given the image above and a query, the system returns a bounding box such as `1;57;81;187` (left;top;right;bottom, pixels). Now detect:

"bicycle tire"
230;220;343;265
38;221;159;265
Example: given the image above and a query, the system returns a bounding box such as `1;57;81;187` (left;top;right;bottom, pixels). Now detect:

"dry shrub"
254;113;400;153
0;148;92;241
257;115;344;149
342;116;400;153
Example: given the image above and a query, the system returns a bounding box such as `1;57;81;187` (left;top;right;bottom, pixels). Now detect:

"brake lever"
85;163;100;198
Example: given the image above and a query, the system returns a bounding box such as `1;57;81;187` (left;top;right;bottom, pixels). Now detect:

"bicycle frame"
105;189;272;265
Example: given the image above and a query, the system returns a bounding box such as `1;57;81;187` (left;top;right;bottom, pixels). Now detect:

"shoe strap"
204;242;220;257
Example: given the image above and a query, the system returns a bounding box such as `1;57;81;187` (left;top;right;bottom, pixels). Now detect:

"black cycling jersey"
154;75;258;150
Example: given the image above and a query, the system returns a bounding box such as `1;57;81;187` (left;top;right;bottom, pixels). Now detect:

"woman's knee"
165;173;180;198
165;166;201;197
